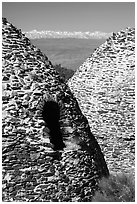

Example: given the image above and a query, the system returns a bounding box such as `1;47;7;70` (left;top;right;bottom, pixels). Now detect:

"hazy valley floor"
31;38;105;70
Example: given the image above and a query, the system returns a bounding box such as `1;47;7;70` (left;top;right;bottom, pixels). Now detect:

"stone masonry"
68;28;135;175
2;18;109;201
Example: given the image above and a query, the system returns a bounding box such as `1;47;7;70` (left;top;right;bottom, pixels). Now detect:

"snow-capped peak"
23;30;112;39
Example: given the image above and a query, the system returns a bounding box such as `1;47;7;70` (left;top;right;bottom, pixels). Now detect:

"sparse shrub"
54;64;75;82
92;172;135;202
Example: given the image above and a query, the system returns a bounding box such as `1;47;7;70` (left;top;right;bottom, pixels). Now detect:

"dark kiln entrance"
42;101;66;150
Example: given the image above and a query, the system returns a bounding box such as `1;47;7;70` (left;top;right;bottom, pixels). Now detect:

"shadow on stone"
42;101;66;151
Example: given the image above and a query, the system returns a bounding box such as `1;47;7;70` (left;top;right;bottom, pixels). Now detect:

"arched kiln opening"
42;101;66;151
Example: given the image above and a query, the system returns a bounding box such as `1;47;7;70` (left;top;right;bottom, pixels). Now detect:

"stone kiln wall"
68;28;135;174
2;18;109;202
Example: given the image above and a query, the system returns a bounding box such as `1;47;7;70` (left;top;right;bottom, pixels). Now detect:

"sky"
2;2;135;33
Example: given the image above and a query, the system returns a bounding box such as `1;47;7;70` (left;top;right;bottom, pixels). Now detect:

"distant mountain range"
24;30;112;39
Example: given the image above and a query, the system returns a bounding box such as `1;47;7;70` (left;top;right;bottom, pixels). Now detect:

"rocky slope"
68;28;135;175
2;18;109;201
